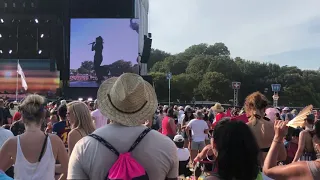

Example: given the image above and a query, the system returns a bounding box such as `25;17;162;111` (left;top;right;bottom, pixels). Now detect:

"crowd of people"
0;73;320;180
69;74;99;82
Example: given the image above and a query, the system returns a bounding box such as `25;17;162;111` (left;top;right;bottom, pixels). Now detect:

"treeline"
148;43;320;107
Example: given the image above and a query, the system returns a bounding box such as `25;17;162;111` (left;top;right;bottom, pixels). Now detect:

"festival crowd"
0;73;320;180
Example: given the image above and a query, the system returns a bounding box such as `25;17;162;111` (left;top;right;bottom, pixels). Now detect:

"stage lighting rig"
0;24;18;58
0;0;64;60
0;15;62;59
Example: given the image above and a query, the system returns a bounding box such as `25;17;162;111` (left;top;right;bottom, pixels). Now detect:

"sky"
70;19;139;69
149;0;320;70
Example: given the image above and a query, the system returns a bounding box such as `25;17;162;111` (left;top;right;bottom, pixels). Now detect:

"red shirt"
161;116;175;136
13;111;22;122
212;112;226;128
231;113;249;123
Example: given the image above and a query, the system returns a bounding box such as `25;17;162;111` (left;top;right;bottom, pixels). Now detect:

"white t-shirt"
178;110;185;125
177;148;190;161
187;119;209;142
0;127;13;148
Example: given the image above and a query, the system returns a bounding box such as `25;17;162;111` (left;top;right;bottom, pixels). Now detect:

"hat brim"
97;77;158;126
212;107;224;113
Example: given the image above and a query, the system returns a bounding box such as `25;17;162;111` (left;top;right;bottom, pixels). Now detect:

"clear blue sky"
70;19;139;69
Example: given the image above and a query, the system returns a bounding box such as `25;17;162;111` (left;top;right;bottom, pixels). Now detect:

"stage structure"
0;0;152;100
135;0;150;76
232;82;241;107
0;0;64;99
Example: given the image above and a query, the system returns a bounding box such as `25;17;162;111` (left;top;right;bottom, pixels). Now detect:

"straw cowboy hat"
211;103;224;113
97;73;158;126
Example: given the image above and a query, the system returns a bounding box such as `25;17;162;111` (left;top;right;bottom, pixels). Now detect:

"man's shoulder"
84;126;176;149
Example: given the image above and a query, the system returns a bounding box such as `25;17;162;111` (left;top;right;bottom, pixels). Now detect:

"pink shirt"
91;109;108;129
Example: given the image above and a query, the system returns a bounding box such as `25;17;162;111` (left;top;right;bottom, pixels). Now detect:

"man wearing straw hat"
68;73;178;180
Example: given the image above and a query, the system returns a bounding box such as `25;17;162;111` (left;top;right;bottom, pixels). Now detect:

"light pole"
167;72;172;107
232;82;241;107
271;84;281;107
272;94;279;107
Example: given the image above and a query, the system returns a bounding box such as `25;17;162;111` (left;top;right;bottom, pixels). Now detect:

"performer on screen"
90;36;104;84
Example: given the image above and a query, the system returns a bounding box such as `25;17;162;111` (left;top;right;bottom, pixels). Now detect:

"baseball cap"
283;107;290;111
173;134;184;142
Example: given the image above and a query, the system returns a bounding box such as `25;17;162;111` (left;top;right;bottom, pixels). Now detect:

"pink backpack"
89;128;151;180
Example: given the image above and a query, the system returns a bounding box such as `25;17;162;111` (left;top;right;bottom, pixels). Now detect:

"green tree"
77;67;89;74
79;61;94;72
186;55;212;74
205;42;230;56
149;72;168;101
108;60;133;76
147;48;171;70
207;56;241;80
171;74;199;102
196;72;230;102
148;43;320;106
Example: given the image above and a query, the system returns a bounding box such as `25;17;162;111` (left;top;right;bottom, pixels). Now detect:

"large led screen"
70;18;139;87
0;59;60;99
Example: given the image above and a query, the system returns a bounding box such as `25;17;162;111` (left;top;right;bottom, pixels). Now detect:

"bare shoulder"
48;133;63;143
1;136;18;155
300;130;309;137
3;136;17;147
68;129;77;137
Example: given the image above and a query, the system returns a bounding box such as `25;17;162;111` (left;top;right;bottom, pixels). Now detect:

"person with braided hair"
245;92;287;171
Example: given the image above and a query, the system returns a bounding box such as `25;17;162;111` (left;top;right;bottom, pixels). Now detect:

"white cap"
173;134;184;142
184;105;191;112
60;100;67;105
283;107;290;111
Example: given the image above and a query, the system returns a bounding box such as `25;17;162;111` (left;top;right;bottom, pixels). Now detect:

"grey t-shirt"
68;124;178;180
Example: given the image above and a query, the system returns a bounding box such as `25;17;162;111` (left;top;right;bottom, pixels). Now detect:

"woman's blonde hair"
67;101;95;135
20;94;45;124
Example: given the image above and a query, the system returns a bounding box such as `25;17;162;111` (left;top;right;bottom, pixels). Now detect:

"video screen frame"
68;18;140;88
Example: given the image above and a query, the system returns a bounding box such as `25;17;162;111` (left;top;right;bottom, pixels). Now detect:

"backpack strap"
38;133;48;162
88;134;120;156
128;128;151;152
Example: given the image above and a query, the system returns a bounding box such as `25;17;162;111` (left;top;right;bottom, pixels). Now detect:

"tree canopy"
149;43;320;107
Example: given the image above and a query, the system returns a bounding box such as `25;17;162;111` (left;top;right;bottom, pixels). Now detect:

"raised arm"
91;43;95;51
292;131;306;162
263;120;309;179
